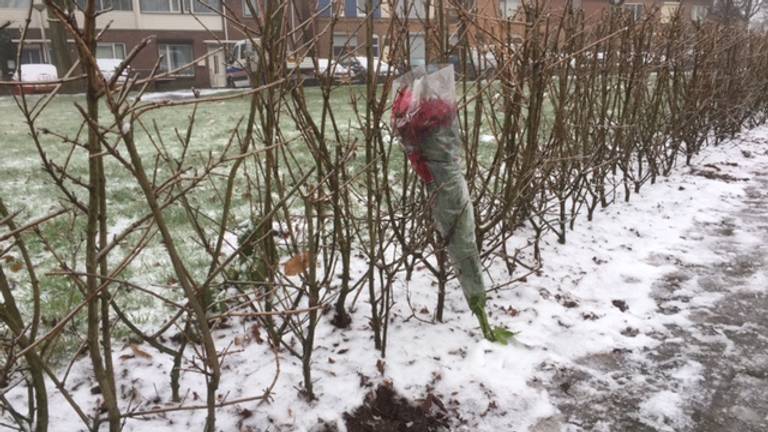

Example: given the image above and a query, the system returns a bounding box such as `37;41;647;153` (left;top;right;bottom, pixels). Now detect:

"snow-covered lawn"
3;106;765;430
0;87;378;348
0;87;363;218
2;88;767;430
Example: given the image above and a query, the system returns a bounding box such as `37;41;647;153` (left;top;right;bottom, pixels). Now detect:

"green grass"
0;85;386;355
0;82;507;361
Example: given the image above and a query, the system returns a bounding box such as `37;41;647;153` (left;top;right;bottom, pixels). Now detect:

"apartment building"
310;0;456;66
0;0;229;87
0;0;450;88
581;0;711;22
0;0;714;89
472;0;713;46
225;1;461;70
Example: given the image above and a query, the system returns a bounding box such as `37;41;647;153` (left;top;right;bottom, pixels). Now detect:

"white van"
226;39;260;88
97;58;130;85
291;57;353;81
13;64;58;93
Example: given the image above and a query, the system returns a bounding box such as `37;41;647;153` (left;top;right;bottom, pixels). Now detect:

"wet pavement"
534;161;768;431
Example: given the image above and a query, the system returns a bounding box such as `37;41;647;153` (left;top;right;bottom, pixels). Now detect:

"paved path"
536;150;768;431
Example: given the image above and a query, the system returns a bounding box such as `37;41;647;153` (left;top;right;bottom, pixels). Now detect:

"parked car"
97;58;129;85
468;47;499;73
13;63;58;94
352;56;396;77
226;39;378;86
288;57;354;83
226;39;259;88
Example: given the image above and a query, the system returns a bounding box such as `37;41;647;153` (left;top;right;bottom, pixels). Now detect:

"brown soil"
342;384;452;432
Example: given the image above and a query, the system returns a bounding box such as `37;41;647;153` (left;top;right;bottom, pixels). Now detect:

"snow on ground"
5;127;768;431
134;88;243;102
0;88;238;104
531;130;768;431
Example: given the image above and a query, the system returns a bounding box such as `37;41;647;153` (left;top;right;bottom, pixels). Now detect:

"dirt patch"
342;384;452;432
690;166;749;182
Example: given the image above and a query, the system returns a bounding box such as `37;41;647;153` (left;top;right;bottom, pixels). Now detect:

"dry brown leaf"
250;324;263;344
130;344;152;360
9;260;23;273
283;252;312;276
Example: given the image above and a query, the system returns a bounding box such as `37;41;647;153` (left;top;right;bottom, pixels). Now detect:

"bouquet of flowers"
392;65;513;343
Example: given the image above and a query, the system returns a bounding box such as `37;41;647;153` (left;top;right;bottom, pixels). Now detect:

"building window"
191;0;220;14
96;43;127;59
75;0;132;10
343;0;355;17
570;0;582;11
372;34;380;57
317;0;331;16
623;3;643;20
499;0;520;18
20;46;44;64
139;0;219;13
332;34;357;58
691;5;708;22
659;2;678;22
158;43;194;76
0;0;30;8
141;0;182;12
400;0;425;19
108;0;133;10
242;0;258;16
352;0;380;17
409;33;425;66
355;0;363;16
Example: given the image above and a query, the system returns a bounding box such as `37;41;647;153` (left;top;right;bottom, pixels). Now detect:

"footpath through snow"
531;132;768;431
9;127;768;431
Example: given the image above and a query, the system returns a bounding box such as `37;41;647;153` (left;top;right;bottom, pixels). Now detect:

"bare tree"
3;2;768;430
43;0;75;84
710;0;766;23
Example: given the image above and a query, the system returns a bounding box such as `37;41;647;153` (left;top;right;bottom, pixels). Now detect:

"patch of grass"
0;82;501;361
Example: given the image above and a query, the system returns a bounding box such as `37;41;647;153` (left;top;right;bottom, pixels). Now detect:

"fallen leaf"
250;324;263;344
10;260;23;273
611;299;629;312
504;306;519;317
130;344;152;360
284;252;312;276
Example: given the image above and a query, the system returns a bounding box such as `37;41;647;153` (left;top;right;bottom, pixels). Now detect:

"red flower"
392;88;456;183
407;151;434;183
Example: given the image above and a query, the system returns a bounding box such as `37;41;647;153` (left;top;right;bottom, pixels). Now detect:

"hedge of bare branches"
2;1;768;431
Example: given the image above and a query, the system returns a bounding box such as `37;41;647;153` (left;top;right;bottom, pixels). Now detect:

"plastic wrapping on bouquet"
391;65;486;307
